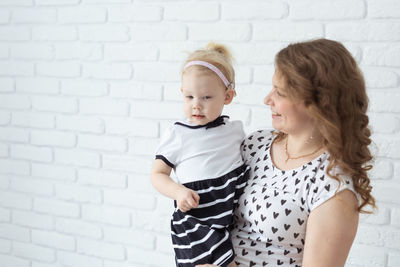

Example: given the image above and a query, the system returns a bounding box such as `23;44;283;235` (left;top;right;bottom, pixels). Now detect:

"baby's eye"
186;95;193;99
203;96;212;100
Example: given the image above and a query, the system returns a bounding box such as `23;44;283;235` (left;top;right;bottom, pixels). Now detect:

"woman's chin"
271;122;282;132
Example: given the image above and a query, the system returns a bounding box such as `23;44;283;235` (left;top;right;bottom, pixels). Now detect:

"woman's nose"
264;91;272;106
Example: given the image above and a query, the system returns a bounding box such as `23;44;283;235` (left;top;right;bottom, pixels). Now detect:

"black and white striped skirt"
171;164;250;267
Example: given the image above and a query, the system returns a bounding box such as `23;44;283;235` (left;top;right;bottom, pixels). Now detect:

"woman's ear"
224;89;235;104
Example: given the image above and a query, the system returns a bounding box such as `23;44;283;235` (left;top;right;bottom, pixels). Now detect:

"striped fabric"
171;164;250;267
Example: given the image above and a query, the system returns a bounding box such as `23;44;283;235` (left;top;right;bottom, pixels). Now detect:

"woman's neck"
285;130;324;156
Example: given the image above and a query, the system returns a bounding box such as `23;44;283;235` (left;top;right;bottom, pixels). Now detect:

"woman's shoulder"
241;129;275;160
244;129;275;144
304;153;359;211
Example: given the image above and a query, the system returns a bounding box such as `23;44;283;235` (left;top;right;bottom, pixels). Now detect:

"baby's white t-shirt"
155;116;245;184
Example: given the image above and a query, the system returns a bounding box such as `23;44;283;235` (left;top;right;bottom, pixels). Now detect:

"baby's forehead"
182;74;225;92
181;85;217;95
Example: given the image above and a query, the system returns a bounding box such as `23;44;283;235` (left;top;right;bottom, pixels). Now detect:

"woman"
197;38;376;267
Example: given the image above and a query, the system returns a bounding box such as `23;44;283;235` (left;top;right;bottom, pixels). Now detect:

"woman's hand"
176;185;200;212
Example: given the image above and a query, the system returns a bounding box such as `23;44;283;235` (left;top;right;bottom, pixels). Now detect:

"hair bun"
205;41;233;64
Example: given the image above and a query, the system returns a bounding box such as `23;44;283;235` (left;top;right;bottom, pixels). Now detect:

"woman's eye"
276;91;285;97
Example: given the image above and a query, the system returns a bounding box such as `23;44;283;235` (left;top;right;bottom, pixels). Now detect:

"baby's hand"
196;262;236;267
176;186;200;212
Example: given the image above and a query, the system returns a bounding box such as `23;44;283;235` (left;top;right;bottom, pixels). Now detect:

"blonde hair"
274;38;375;213
182;42;235;89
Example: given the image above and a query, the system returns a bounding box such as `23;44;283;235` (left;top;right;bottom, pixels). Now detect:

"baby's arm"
195;262;237;267
150;159;200;212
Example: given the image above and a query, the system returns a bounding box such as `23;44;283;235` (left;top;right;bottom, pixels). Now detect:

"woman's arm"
302;189;359;267
150;159;199;212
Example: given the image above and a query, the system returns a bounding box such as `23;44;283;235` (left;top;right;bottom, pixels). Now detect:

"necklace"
284;136;323;163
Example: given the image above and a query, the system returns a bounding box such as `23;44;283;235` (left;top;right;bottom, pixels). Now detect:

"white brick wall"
0;0;398;266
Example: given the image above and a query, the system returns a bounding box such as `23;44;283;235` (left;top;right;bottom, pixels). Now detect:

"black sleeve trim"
155;155;174;168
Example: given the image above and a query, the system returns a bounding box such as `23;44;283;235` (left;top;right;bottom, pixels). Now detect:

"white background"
0;0;399;267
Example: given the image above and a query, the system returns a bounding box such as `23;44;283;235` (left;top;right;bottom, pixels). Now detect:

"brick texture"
0;1;398;267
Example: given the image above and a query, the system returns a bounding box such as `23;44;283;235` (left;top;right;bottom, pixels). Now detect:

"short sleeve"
308;169;358;211
155;125;181;168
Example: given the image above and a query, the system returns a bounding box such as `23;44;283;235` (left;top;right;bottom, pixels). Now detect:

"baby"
151;42;249;267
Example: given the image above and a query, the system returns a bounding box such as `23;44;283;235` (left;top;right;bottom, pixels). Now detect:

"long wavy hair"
274;38;375;213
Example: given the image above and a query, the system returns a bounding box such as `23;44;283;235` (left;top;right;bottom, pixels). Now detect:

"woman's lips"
271;111;281;118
